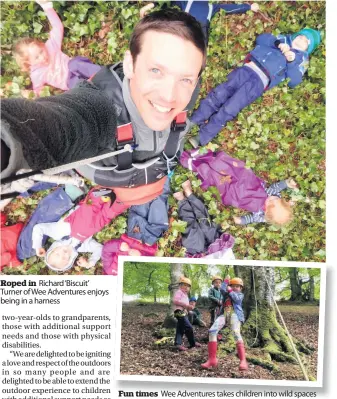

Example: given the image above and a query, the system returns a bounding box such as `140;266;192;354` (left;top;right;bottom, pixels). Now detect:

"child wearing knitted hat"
191;28;322;145
202;275;248;371
172;276;202;351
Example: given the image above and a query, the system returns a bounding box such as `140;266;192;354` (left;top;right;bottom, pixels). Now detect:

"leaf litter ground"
119;303;319;381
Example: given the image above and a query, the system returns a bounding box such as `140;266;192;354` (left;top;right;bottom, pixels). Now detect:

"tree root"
295;340;314;355
153;327;175;338
246;355;280;372
243;307;304;364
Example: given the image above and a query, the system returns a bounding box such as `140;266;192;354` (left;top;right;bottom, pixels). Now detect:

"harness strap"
116;123;134;170
91;62;189;172
164;110;187;158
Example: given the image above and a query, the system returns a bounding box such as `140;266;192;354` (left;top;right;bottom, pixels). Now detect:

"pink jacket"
173;288;190;311
64;190;129;241
30;4;70;94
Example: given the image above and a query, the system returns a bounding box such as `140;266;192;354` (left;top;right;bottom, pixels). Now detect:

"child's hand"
278;43;290;54
225;275;231;281
77;257;93;269
120;242;130;252
286;178;298;189
128;249;142;256
250;3;259;12
227;286;233;293
233;216;242;225
36;248;46;257
140;3;155;18
284;51;296;62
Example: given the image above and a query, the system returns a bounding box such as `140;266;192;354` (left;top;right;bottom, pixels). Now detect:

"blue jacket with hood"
248;33;310;89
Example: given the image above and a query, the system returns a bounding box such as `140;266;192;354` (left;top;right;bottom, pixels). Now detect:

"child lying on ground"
180;149;298;227
191;28;321;145
173;180;221;255
140;2;259;42
174;179;235;256
13;0;100;96
32;188;128;272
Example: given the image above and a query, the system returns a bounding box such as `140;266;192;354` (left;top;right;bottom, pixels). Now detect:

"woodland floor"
119;302;319;382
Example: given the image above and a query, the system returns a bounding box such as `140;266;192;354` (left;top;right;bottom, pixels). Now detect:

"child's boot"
236;341;248;371
201;341;218;369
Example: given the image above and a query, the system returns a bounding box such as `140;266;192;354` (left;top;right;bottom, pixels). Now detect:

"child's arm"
234;211;265;225
37;0;64;50
265;180;288;196
228;291;244;304
286;53;308;88
140;3;155;18
266;178;297;196
220;279;228;296
255;33;280;48
214;3;257;15
208;288;222;305
77;237;103;268
32;221;69;254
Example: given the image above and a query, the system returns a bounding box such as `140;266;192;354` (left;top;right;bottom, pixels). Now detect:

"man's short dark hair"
130;8;207;76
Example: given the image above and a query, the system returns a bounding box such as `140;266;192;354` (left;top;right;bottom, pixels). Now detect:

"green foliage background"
0;1;325;275
122;262;321;302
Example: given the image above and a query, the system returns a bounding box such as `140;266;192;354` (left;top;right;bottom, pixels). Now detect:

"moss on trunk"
243;306;297;363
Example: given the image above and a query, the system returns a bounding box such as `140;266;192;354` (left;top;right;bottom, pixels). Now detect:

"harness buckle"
171;111;188;132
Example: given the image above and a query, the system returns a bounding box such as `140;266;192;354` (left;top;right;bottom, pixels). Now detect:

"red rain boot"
201;341;218;369
236;341;248;371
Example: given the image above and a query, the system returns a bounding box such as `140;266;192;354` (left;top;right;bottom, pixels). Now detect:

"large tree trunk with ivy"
235;266;311;369
288;268;302;301
162;263;184;328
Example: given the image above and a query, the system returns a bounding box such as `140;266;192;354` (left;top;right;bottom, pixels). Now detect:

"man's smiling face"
124;31;203;131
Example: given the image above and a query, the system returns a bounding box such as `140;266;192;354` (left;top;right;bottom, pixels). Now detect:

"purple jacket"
180;149;268;213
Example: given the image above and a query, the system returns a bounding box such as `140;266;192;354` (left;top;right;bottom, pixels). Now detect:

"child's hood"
45;238;78;272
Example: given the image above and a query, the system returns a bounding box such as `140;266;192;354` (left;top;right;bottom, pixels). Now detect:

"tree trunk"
309;276;315;302
289;268;302;301
162;263;184;328
236;266;297;363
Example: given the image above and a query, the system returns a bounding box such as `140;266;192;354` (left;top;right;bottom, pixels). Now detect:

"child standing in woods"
191;28;322;145
202;276;248;371
208;276;223;327
173;277;202;351
173;180;222;255
13;0;100;96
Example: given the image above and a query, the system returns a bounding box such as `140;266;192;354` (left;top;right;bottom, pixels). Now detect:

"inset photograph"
117;260;325;386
